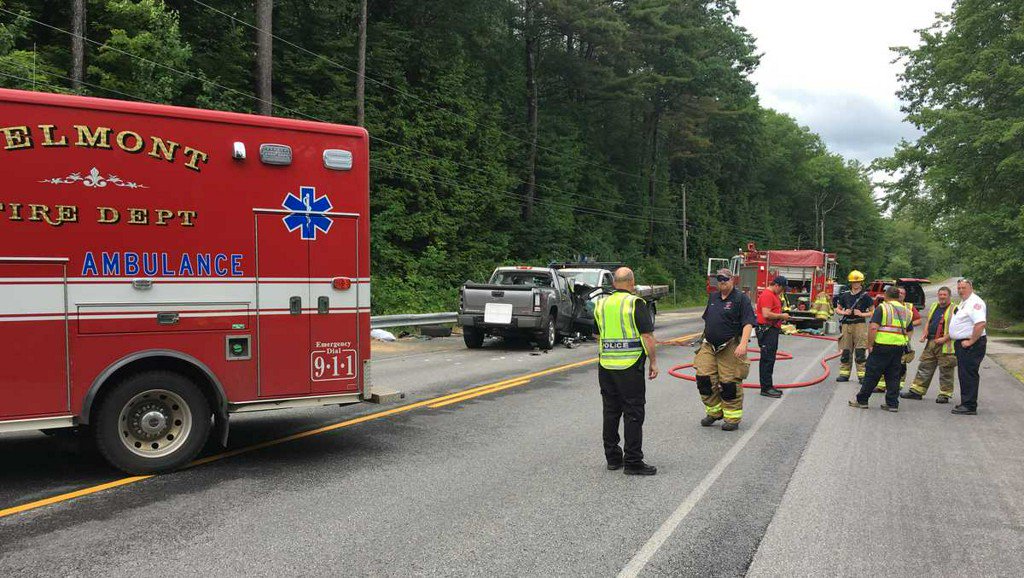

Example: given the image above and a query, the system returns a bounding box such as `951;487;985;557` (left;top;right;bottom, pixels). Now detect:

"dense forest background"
1;0;954;314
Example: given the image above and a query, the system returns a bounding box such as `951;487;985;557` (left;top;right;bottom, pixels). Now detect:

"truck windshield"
560;270;602;287
490;271;553;287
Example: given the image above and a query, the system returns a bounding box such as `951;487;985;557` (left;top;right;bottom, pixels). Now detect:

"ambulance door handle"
318;296;329;314
289;296;302;315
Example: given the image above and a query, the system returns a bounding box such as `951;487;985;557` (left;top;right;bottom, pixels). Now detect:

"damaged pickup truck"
550;262;669;327
458;266;594;350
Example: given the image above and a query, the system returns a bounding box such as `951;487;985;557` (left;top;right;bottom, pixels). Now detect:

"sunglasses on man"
716;275;731;283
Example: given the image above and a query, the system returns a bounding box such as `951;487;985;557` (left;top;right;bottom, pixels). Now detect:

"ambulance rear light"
515;266;532;269
332;277;352;291
323;149;353;171
533;291;542;312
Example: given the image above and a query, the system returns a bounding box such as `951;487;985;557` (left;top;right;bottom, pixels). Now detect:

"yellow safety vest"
875;301;910;346
595;291;647;370
927;302;956;354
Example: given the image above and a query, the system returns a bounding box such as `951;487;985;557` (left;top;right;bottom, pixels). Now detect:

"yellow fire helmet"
847;270;865;283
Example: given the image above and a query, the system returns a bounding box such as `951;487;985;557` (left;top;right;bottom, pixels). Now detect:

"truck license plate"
484;303;513;325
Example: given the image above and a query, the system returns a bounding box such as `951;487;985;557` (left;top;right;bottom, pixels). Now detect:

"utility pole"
71;0;85;91
356;0;367;126
682;183;688;263
256;0;273;116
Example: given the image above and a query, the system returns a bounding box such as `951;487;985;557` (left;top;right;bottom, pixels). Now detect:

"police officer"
833;270;874;382
594;267;658;475
949;278;987;415
756;276;790;398
850;285;912;411
901;287;957;403
879;286;922;392
694;268;756;431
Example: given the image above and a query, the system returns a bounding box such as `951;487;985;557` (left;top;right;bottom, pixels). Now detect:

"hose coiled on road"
668;333;842;389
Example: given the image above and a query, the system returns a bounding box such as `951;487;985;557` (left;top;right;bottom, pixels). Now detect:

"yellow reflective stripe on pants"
723;408;742;419
705;403;722;417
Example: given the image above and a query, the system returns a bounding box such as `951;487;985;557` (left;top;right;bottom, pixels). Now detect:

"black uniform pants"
756;325;780;391
955;336;986;411
857;344;904;407
599;364;646;466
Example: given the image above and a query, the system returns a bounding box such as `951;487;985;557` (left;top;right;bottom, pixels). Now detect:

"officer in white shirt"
948;278;987;415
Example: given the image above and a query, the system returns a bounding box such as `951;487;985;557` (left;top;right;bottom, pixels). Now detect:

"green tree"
879;0;1024;310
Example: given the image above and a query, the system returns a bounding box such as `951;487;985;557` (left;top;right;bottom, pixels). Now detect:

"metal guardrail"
370;312;458;329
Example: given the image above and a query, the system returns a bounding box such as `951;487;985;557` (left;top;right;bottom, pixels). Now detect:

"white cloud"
735;0;953;166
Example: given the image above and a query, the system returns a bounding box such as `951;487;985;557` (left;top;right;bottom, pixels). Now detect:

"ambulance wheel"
94;371;211;475
463;327;485;349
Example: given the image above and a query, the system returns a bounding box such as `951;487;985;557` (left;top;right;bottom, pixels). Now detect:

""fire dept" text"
0;203;196;227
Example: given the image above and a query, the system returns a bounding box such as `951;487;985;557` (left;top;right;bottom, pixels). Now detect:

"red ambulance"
0;88;373;473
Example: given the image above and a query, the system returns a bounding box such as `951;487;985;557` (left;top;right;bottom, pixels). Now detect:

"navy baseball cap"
772;276;788;286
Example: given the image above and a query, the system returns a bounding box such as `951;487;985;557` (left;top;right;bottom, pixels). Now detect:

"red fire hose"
668;333;842;389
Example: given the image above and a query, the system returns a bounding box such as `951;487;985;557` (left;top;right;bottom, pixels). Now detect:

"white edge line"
617;344;832;578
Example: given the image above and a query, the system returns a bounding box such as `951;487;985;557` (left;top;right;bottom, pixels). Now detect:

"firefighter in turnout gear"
694;268;756;431
812;292;833;322
901;287;958;403
594;267;659;476
850;285;913;411
833;270;874;382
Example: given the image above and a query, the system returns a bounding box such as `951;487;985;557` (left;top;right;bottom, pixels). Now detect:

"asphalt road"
2;308;1023;577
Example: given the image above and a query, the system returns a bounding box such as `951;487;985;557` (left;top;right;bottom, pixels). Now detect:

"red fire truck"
0;88;377;473
707;242;838;328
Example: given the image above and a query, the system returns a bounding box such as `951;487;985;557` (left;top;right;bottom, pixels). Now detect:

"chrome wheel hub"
118;389;192;459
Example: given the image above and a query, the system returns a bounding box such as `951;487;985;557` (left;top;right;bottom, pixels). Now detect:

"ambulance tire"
463;327;485;349
94;371;212;475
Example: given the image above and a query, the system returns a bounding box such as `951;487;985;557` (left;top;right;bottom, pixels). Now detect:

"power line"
187;0;686;189
0;59;161;104
372;160;691;227
1;8;676;216
0;7;323;122
0;9;783;245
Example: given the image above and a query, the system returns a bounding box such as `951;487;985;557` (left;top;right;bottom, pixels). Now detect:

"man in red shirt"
756;276;790;398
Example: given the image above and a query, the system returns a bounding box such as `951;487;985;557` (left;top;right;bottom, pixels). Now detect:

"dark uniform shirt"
833;290;872;324
927;304;949;339
702;289;756;347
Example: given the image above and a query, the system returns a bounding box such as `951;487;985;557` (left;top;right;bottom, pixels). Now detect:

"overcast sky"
735;0;953;169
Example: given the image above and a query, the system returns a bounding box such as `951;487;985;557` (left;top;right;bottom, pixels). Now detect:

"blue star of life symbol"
282;186;333;240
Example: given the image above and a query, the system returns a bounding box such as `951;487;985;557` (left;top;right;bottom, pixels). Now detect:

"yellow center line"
0;331;701;519
0;476;153;518
429;378;532;408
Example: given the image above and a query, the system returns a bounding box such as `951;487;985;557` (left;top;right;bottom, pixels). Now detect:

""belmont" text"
0;124;209;172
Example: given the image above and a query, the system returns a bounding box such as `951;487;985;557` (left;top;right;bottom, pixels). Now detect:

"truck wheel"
649;303;657;328
538;317;557;350
463;327;485;349
94;371;211;475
